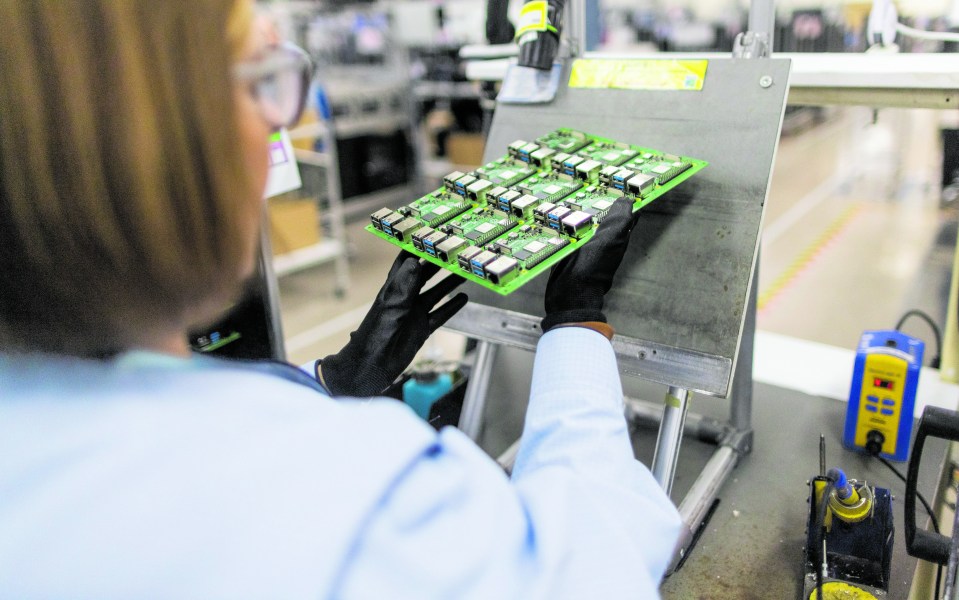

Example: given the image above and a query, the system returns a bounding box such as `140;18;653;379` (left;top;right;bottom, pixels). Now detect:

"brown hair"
0;0;258;356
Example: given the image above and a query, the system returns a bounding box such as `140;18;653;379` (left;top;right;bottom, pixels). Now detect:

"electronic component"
626;173;656;197
537;128;590;153
508;140;540;163
490;225;569;270
610;168;637;192
452;174;477;197
546;206;572;231
530;147;556;168
422;231;448;257
496;190;523;213
484;256;519;285
466;179;494;204
528;236;569;268
563;187;622;222
516;175;582;203
474;158;535;187
448;207;517;246
561;210;593;238
550;152;571;173
379;211;405;236
575;159;603;182
469;250;498;279
411;226;436;251
435;236;468;263
598;165;620;186
444;171;466;191
844;330;923;461
392;217;423;242
577;141;638;166
510;194;541;220
533;201;556;225
457;246;482;271
507;140;527;159
364;128;707;294
406;190;471;227
655;161;693;185
370;207;393;231
560;155;585;177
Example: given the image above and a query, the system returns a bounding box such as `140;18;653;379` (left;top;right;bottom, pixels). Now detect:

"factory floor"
279;106;957;368
277;106;957;598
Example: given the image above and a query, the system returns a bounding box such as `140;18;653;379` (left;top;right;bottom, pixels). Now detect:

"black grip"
906;406;959;564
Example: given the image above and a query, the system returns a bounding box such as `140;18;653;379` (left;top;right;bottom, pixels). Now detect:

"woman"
0;1;679;598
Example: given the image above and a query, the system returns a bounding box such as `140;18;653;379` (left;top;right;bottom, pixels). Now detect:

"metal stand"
448;0;787;571
652;387;692;496
459;340;498;441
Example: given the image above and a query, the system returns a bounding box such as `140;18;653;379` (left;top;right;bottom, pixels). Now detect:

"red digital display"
874;378;895;390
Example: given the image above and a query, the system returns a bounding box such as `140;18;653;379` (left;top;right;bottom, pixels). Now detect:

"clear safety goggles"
233;41;312;130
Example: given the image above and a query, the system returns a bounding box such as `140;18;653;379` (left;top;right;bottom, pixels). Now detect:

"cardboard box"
268;197;320;256
447;133;486;168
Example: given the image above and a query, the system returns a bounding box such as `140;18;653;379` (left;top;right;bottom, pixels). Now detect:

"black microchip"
584;208;599;217
513;250;532;261
465;231;482;241
422;212;438;222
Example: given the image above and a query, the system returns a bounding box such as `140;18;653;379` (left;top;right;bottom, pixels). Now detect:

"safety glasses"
233;41;312;130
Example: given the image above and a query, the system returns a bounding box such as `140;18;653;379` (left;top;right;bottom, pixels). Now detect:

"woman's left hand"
317;252;468;397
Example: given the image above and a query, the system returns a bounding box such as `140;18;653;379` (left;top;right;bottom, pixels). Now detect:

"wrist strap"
553;321;615;341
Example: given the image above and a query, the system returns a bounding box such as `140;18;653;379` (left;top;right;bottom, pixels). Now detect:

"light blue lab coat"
0;327;679;599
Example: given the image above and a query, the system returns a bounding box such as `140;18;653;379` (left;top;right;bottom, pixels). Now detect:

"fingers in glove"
427;292;469;333
593;199;636;240
382;252;440;303
420;272;466;309
415;258;441;289
387;251;420;279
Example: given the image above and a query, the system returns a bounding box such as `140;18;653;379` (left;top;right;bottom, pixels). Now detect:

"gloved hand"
318;252;468;397
541;198;639;332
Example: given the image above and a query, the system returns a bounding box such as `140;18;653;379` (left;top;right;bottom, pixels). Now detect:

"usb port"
472;268;486;278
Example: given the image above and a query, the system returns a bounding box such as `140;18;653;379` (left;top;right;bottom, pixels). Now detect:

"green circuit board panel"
366;128;708;295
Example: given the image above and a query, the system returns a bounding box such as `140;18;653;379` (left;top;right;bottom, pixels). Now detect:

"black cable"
814;478;835;600
895;309;942;369
875;455;943;599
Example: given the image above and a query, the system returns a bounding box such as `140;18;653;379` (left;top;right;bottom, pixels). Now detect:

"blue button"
882;398;896;406
881;408;894;416
865;405;878;413
867;395;879;403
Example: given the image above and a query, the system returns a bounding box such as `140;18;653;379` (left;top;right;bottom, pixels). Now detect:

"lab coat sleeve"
511;326;682;593
332;327;680;600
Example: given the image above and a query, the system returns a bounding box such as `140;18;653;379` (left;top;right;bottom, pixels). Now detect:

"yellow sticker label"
569;59;708;91
516;1;548;36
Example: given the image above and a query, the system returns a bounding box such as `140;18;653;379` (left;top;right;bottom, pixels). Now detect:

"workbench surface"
639;382;949;600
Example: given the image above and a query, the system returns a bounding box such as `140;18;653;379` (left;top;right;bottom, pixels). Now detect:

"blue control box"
844;330;923;461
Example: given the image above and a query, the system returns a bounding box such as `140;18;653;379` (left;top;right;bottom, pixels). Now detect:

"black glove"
318;252;468;397
541;198;639;332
